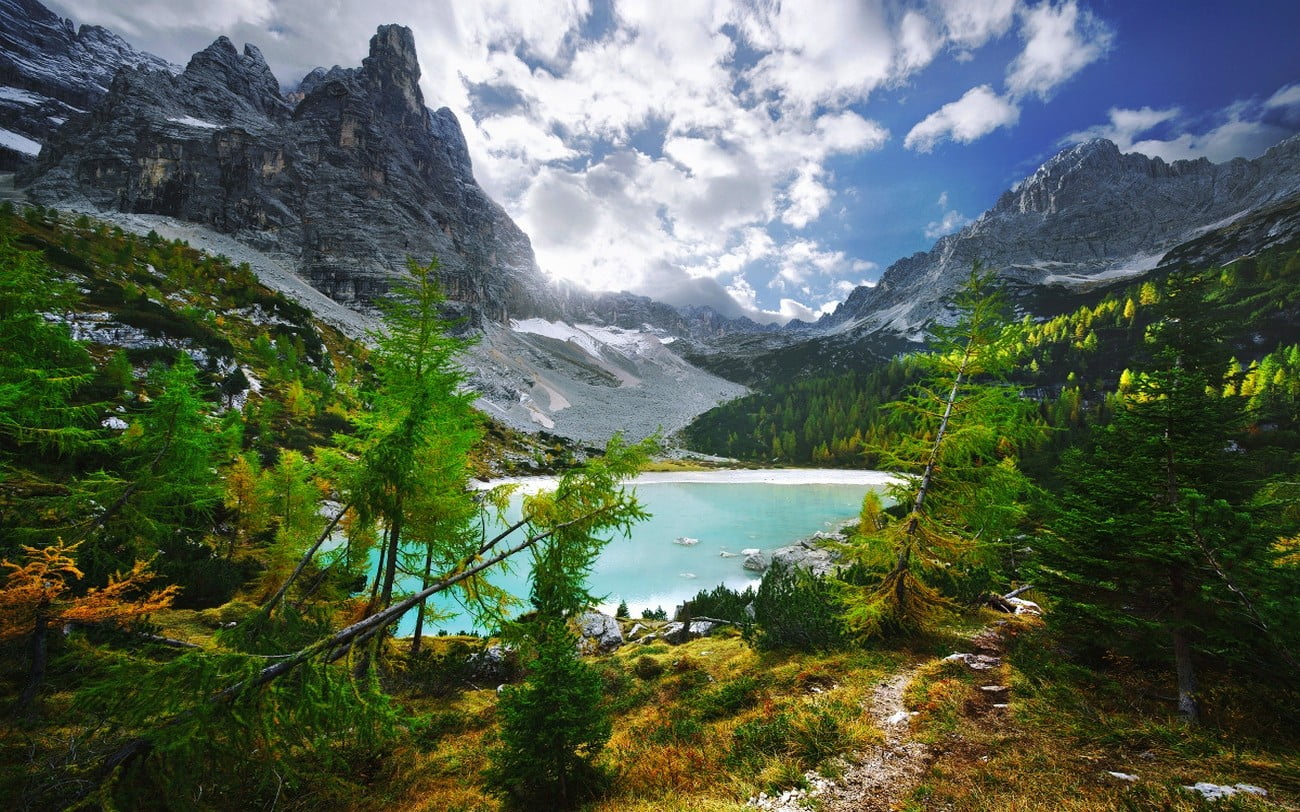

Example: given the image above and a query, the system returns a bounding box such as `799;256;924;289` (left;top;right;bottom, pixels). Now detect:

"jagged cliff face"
823;136;1300;337
0;0;175;169
22;24;560;325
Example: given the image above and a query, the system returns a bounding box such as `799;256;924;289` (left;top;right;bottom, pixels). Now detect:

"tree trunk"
367;526;388;612
410;544;435;655
1172;626;1199;724
1170;568;1199;724
18;616;48;714
379;506;403;610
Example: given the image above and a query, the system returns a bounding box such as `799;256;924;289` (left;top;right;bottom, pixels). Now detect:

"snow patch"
1043;251;1164;285
167;115;221;129
0;127;41;156
0;86;44;105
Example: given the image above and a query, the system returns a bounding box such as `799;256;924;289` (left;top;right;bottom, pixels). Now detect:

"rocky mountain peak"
181;36;289;123
0;0;176;168
361;24;423;121
820;135;1300;338
23;18;562;324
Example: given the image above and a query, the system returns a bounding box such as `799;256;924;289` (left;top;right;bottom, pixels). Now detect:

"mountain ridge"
820;134;1300;338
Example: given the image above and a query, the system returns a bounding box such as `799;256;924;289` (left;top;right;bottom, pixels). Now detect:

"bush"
747;561;847;651
484;630;612;808
683;583;755;624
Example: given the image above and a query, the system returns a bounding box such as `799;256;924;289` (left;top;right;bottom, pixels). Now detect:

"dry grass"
901;617;1300;811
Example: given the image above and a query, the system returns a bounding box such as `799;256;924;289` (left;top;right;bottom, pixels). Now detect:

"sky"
44;0;1300;324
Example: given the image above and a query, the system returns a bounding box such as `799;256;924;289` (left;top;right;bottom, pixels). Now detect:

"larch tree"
839;266;1042;637
1;540;177;714
339;258;482;626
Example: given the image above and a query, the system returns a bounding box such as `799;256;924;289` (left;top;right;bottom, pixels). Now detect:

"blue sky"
47;0;1300;323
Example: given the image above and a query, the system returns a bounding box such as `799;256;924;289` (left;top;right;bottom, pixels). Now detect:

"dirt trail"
817;663;933;812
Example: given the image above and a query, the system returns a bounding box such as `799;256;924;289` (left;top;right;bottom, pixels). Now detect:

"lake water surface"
395;469;895;635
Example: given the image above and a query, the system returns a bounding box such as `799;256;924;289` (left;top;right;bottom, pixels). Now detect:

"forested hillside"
684;245;1300;469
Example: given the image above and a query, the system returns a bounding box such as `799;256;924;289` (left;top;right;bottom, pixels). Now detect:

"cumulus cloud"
905;0;1111;153
1005;0;1112;99
1063;82;1300;163
937;0;1018;52
905;84;1020;152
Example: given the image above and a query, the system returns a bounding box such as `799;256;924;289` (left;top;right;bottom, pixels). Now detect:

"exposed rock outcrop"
0;0;176;169
22;23;560;325
820;136;1300;338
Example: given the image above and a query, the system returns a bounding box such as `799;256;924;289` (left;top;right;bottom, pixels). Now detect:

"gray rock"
1183;782;1267;801
770;542;838;577
742;551;768;572
577;610;623;653
22;23;562;326
942;652;1001;671
0;0;177;170
466;644;515;682
688;620;717;637
661;622;689;644
820;136;1300;339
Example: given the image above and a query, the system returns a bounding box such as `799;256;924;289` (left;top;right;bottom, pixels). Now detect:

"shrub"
634;655;664;680
747;561;847;651
683;583;755;624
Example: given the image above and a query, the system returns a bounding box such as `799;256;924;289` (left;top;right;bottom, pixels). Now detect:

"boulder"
661;622;688;644
942;652;1002;670
466;644;515;683
578;610;624;653
742;551;768;572
770;542;837;577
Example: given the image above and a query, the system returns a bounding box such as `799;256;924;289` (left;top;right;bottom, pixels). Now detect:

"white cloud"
782;166;832;229
937;0;1018;51
1064;82;1300;163
1005;0;1112;99
1266;83;1300;110
905;84;1020;152
895;10;941;75
924;191;972;239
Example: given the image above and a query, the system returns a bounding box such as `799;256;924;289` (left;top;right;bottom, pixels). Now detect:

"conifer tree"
338;258;482;625
1039;274;1274;723
486;436;652;808
839;266;1041;636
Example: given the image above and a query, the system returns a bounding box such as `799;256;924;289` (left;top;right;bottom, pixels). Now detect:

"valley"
2;2;1299;810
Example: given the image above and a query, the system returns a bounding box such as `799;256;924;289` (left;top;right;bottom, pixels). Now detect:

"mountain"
821;136;1300;338
0;0;176;170
2;5;748;443
20;23;567;327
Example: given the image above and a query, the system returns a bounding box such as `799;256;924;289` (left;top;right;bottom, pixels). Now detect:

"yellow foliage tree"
1;540;177;712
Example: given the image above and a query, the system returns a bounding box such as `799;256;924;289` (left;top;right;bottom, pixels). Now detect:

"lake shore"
478;468;901;494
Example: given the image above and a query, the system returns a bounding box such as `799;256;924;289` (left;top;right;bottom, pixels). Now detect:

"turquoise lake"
391;470;894;636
